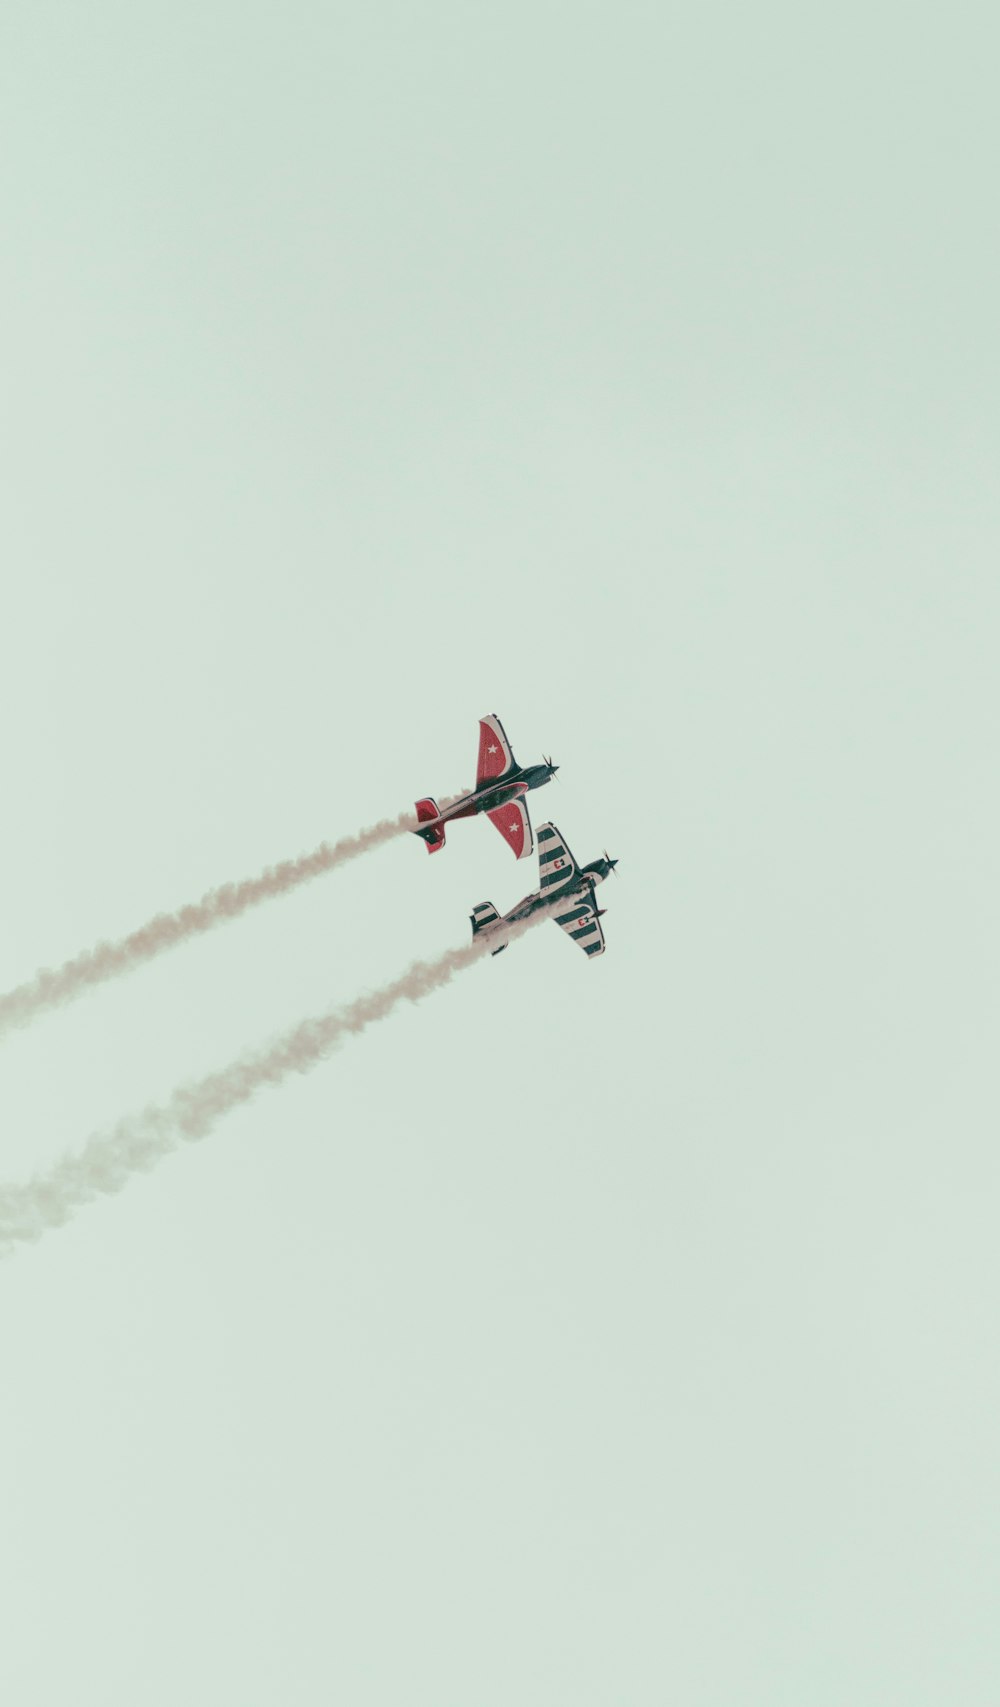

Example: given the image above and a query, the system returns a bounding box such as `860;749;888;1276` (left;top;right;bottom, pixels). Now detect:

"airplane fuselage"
426;764;553;830
478;858;611;946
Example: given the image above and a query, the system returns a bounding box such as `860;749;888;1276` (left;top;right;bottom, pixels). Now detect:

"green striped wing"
552;894;606;958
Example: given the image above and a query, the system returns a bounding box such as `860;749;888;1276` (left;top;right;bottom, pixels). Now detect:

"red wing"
476;715;516;787
486;798;533;860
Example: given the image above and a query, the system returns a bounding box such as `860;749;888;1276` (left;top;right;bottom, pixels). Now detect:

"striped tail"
470;901;500;937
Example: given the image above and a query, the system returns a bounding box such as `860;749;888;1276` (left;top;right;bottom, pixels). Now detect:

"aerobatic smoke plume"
0;916;535;1253
0;798;462;1041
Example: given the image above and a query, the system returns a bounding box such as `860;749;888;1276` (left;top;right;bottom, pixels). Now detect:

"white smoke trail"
0;795;464;1041
0;915;535;1253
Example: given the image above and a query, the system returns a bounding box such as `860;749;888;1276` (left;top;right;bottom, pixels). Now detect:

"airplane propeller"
604;851;619;876
544;755;560;779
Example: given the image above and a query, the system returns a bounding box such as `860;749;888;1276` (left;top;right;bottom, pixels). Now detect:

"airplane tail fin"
414;797;445;853
471;902;507;954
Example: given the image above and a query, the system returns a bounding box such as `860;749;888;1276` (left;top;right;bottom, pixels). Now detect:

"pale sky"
2;3;998;1702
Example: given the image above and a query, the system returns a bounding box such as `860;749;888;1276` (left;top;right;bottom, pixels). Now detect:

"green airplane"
470;822;618;959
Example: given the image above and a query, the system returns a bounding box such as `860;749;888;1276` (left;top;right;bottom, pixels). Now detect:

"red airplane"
413;715;558;860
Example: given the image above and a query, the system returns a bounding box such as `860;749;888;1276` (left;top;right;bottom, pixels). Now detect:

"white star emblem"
488;743;498;755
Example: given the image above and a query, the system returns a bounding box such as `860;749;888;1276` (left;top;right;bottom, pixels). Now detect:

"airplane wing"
537;822;579;891
552;894;606;957
476;714;517;787
486;796;533;859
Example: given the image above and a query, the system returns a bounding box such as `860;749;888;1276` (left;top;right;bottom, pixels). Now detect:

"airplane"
470;822;618;957
413;714;558;859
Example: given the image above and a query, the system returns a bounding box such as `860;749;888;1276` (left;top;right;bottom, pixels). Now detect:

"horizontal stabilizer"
414;798;445;853
470;901;500;936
